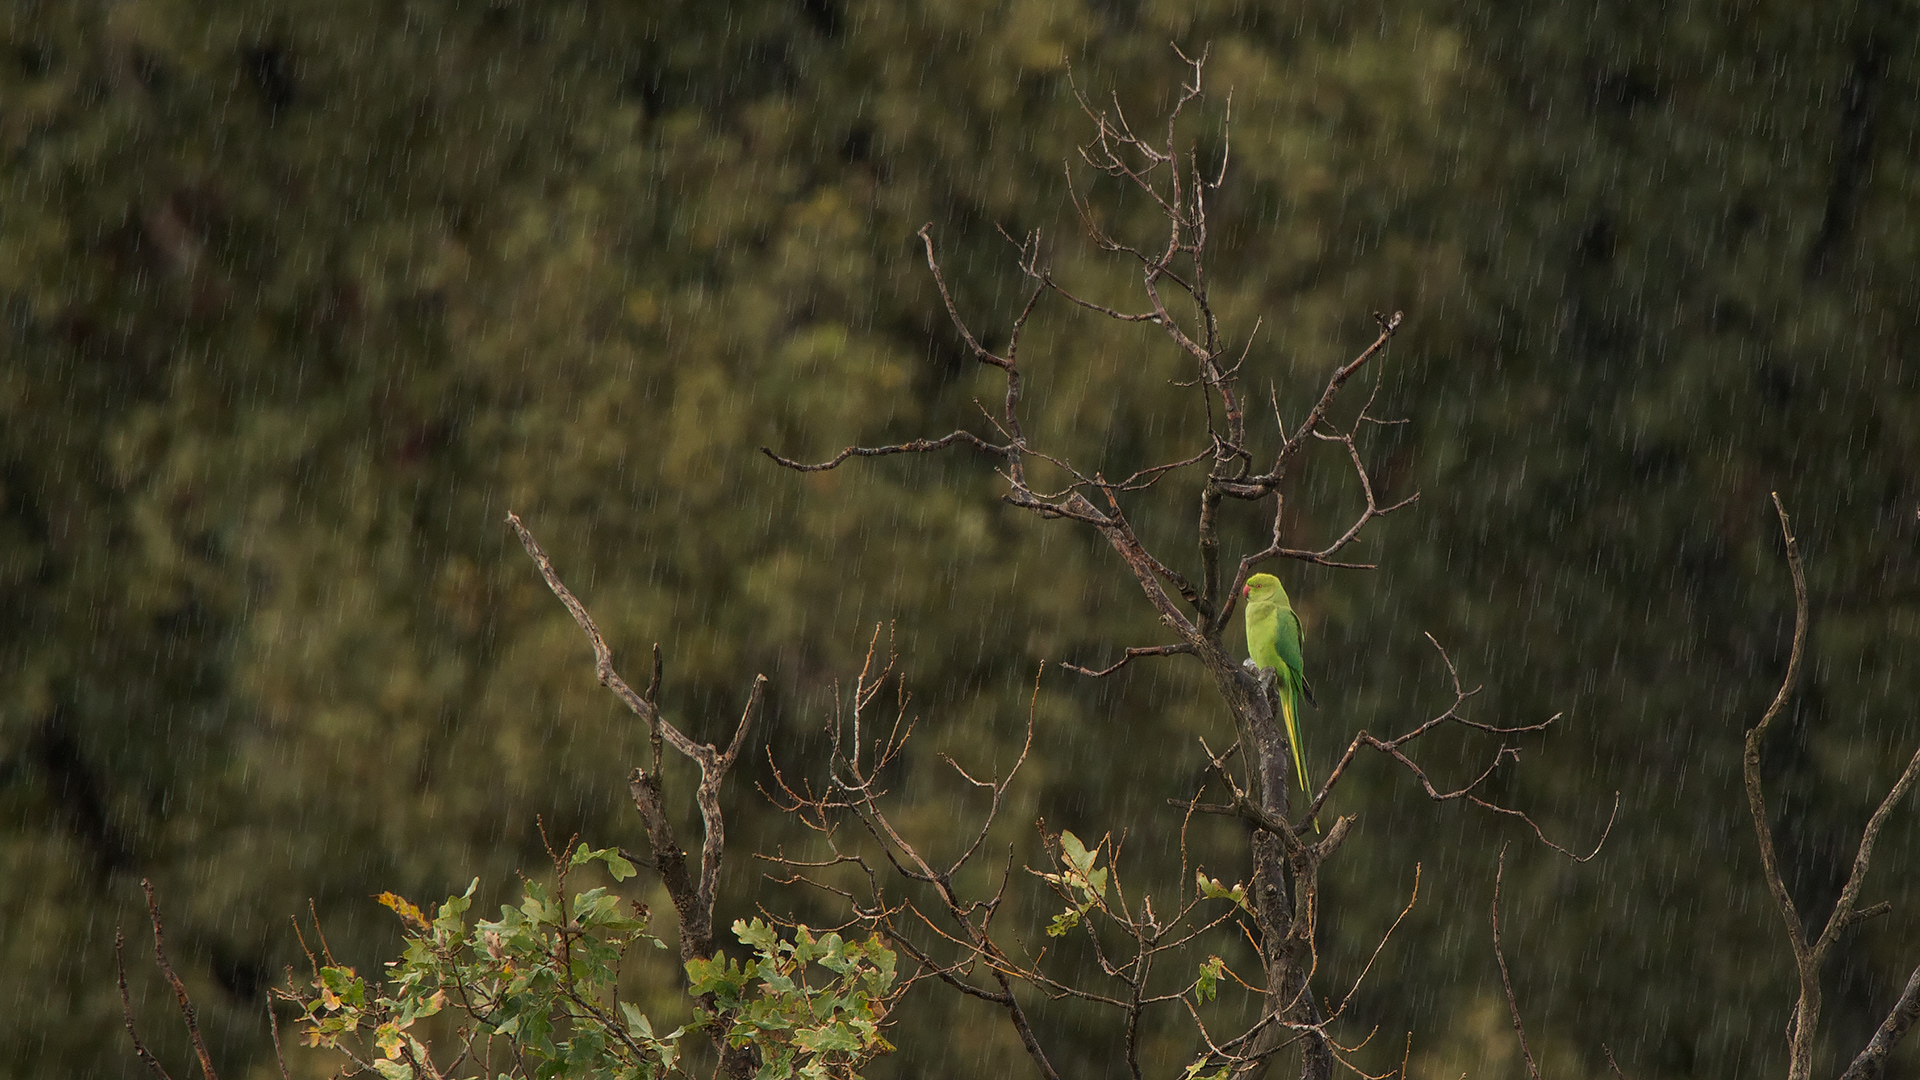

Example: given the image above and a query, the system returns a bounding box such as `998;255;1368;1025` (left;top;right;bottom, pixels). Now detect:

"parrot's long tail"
1280;689;1321;835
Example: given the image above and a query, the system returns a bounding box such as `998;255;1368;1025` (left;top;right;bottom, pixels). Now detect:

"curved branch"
1291;633;1611;863
760;431;1012;473
1491;847;1542;1080
1469;791;1618;864
508;511;663;735
508;512;763;1009
1744;493;1818;1080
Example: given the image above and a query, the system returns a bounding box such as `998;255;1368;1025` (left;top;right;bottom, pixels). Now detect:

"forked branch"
507;512;764;1077
117;880;223;1080
762;645;1067;1080
763;51;1411;667
1745;493;1920;1080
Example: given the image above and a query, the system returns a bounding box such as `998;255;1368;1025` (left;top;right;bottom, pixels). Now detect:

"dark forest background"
3;2;1917;1078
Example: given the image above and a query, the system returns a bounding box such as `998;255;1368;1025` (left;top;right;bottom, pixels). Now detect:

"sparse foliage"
276;840;900;1080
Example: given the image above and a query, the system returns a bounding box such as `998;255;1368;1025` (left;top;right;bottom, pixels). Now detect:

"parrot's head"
1243;573;1288;605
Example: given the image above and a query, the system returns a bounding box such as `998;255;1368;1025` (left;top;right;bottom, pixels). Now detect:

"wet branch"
1840;964;1920;1080
763;637;1068;1080
507;511;763;1077
117;935;177;1080
759;430;1012;472
117;880;221;1080
1272;635;1614;862
1061;643;1196;678
1491;848;1542;1080
1745;493;1920;1080
754;49;1600;1080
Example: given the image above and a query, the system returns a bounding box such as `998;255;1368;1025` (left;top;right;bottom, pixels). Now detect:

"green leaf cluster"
686;919;898;1080
289;860;897;1080
292;864;684;1080
1040;830;1110;938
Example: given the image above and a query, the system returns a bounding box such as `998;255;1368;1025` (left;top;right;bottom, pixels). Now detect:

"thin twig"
265;1000;294;1080
116;930;175;1080
1469;790;1619;863
1744;493;1817;1079
1490;848;1541;1080
142;879;221;1080
1062;643;1196;677
759;430;1012;473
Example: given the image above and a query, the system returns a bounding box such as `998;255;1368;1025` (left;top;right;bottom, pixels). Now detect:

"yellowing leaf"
377;892;428;929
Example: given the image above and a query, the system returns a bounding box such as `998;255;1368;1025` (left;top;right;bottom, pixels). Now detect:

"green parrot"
1243;573;1318;802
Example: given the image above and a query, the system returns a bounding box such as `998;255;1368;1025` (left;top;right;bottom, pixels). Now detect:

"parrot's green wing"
1286;610;1317;707
1273;607;1307;679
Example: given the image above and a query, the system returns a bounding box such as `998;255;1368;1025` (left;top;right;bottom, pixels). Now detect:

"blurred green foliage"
284;847;897;1080
2;1;1916;1078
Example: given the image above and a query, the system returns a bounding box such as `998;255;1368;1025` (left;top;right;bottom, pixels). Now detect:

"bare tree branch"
1063;643;1196;677
1745;494;1818;1080
760;430;1012;473
264;1000;293;1080
1814;741;1920;959
1469;791;1618;864
507;511;763;1078
506;512;660;735
1742;492;1920;1080
116;930;175;1080
136;879;220;1080
1490;847;1542;1080
1257;311;1403;485
1839;963;1920;1080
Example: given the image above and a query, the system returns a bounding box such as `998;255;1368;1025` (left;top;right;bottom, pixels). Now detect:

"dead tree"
764;49;1607;1080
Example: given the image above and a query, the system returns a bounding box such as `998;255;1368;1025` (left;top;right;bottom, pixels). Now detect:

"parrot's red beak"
1242;584;1249;597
